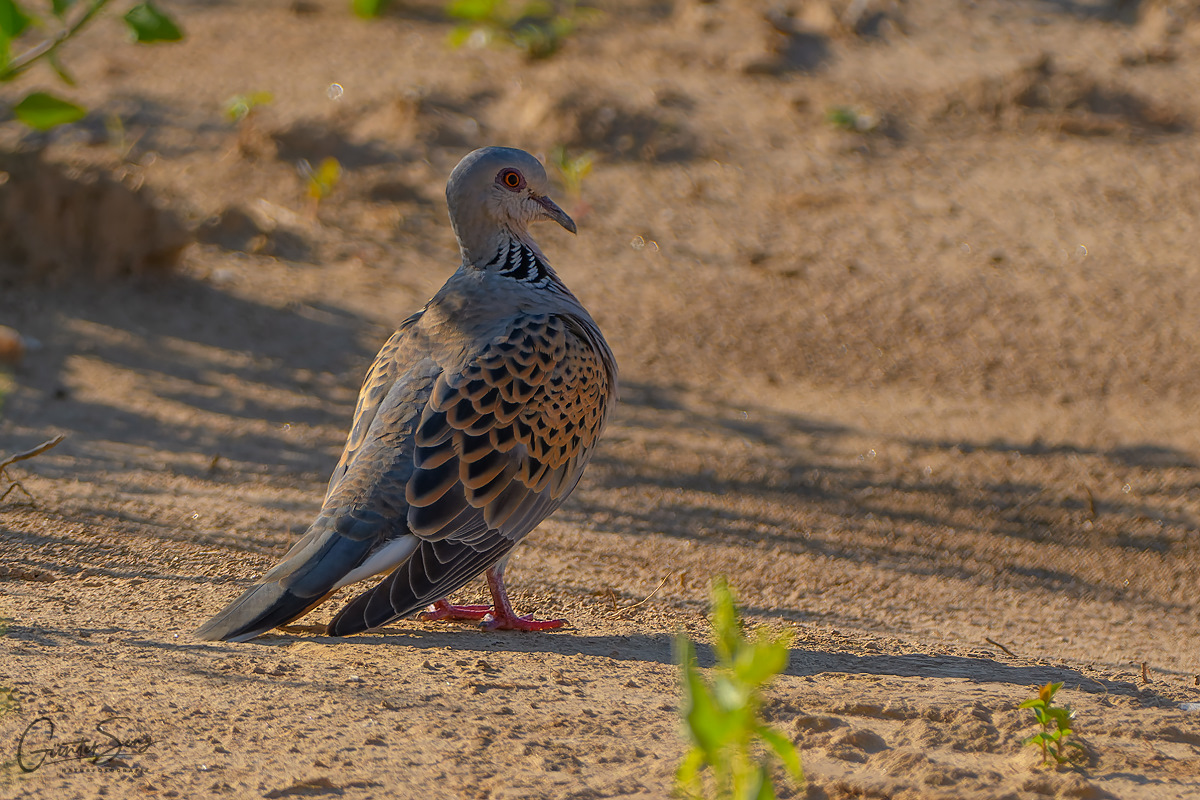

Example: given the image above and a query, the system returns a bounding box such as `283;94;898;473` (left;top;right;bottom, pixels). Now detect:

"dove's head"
447;147;576;267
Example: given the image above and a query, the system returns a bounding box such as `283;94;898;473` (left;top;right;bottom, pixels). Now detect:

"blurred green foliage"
352;0;391;18
13;90;83;128
1;1;182;129
446;0;598;60
676;578;803;800
550;145;594;200
225;90;273;123
825;105;878;134
301;156;343;214
123;1;180;42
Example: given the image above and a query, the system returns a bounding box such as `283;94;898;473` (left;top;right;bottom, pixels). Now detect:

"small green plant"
676;578;803;800
1;1;182;129
299;156;342;216
224;91;273;124
825;105;878;133
351;0;391;17
445;0;597;60
1020;682;1086;767
550;145;594;200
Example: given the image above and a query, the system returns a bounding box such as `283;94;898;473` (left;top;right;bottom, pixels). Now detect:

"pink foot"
418;600;493;623
418;566;567;632
481;611;565;631
480;566;566;631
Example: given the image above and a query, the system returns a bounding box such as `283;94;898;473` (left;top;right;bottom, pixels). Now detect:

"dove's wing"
328;311;614;635
195;311;613;642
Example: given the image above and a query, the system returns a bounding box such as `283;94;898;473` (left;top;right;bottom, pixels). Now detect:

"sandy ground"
3;0;1200;797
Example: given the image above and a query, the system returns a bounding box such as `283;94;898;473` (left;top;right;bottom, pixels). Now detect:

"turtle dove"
196;147;616;642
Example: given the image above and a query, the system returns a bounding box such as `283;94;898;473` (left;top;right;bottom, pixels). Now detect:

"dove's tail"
194;583;335;643
194;512;412;643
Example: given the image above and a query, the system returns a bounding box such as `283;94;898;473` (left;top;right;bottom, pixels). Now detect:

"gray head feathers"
446;147;576;268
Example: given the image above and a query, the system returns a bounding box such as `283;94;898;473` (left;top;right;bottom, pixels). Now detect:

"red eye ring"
497;169;525;191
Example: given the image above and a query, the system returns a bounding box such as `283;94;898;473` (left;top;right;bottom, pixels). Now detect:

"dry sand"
2;0;1200;797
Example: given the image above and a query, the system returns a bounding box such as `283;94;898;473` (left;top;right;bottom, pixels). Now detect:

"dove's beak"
533;194;577;235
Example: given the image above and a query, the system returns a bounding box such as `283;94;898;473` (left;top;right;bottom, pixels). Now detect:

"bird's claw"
421;601;564;631
481;613;566;632
419;601;493;622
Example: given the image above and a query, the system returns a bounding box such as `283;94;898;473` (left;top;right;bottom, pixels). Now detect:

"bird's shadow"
220;624;1160;704
0;617;1162;706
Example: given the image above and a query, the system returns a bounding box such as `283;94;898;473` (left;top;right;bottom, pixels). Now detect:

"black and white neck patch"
486;237;551;284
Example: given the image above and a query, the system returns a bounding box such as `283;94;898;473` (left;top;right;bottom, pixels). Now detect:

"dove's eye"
498;169;525;191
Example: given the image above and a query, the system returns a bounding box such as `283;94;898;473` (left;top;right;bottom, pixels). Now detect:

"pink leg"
481;566;565;631
417;566;565;631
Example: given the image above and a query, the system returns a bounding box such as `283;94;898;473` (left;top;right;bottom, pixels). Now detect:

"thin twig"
0;481;34;504
604;588;618;612
0;0;112;82
1080;483;1097;520
613;573;671;615
1;434;65;506
0;434;66;474
985;637;1016;658
1014;489;1045;517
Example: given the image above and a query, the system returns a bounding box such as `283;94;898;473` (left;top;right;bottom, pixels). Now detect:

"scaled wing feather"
327;312;614;635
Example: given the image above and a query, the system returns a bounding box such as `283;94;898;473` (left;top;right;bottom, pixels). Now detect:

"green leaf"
675;747;705;795
678;633;728;756
710;578;742;666
446;23;476;48
742;764;774;800
757;725;804;782
304;157;342;201
124;2;183;43
733;635;790;686
225;91;273;122
1046;707;1073;726
0;0;31;39
1018;698;1045;710
713;675;749;713
512;22;559;59
675;581;806;799
51;0;77;17
352;0;390;17
518;0;553;18
826;106;857;131
1039;682;1063;704
446;0;499;22
12;91;86;129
